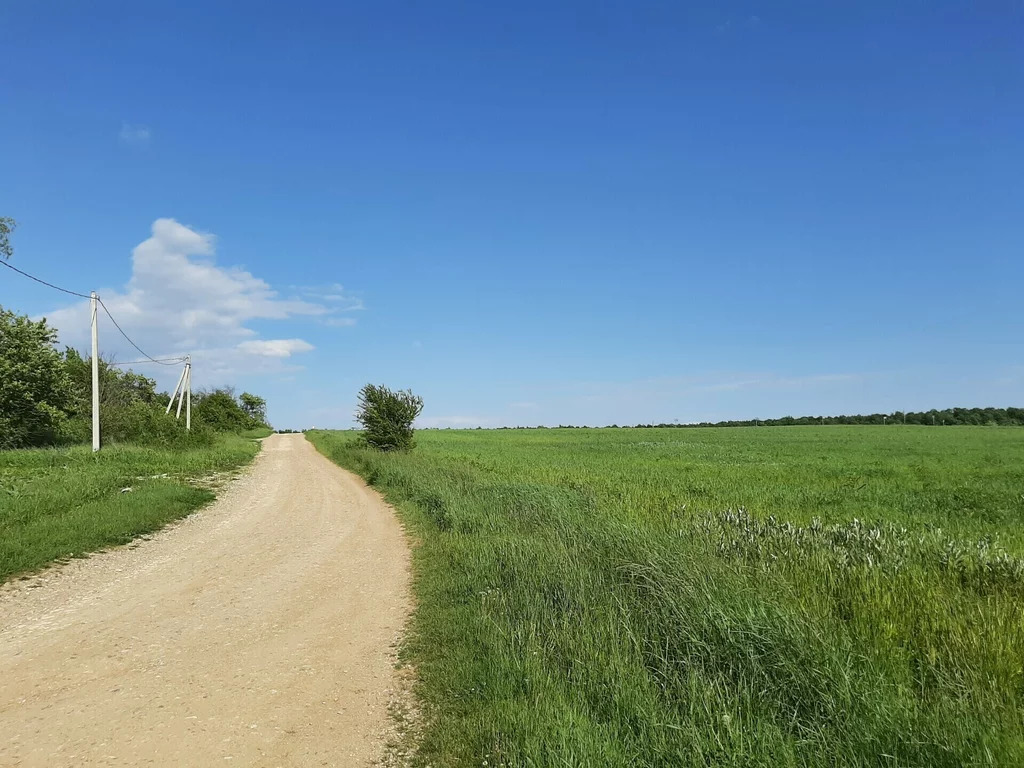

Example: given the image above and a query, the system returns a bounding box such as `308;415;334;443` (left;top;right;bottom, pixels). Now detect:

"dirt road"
0;434;411;767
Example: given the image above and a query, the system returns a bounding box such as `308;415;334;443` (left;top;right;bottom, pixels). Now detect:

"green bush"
104;401;215;448
354;383;424;451
193;388;268;434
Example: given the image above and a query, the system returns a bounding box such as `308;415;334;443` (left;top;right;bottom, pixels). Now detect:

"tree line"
479;407;1024;430
1;304;269;450
631;407;1024;428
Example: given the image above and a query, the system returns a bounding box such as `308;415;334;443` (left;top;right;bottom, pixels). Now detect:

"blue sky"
1;1;1021;428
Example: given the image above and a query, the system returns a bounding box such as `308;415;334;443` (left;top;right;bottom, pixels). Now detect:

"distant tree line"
1;304;270;450
632;407;1024;428
475;407;1024;430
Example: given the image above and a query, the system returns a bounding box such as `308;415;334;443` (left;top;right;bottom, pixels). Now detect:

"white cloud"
119;123;151;146
44;218;331;383
323;317;357;328
237;339;314;358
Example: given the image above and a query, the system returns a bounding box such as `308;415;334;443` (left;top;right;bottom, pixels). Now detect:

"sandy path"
0;434;411;767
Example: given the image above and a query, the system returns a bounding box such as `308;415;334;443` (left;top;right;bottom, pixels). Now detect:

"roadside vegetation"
309;425;1024;767
0;435;260;581
1;304;271;450
1;299;272;581
354;383;424;451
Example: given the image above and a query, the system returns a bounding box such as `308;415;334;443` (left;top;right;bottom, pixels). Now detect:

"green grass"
308;426;1024;768
0;434;261;581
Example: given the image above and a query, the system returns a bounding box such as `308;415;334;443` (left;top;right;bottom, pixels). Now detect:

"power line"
1;258;185;368
0;259;93;299
110;358;192;366
97;297;182;366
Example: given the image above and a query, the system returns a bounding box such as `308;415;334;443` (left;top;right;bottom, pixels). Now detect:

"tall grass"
309;426;1024;767
0;435;260;580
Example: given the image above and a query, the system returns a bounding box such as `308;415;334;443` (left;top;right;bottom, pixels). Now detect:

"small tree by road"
239;392;268;426
355;384;424;451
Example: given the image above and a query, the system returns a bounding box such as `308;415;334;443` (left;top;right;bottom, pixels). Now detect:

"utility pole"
90;292;100;452
175;367;186;420
185;356;192;431
166;358;192;426
167;364;187;416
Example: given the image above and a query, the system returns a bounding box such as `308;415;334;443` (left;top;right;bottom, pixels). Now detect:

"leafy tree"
192;388;269;432
239;392;268;426
0;217;15;260
193;388;252;432
355;383;424;451
0;306;71;448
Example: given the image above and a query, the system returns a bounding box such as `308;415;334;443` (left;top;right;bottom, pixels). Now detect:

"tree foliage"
239;392;267;424
355;383;424;451
0;217;15;260
0;307;70;448
193;388;269;433
631;407;1024;429
0;303;271;449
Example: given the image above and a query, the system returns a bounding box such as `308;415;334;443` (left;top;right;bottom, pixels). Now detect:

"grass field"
0;435;261;582
309;426;1024;768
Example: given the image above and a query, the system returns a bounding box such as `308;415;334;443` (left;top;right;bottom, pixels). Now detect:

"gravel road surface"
0;433;411;767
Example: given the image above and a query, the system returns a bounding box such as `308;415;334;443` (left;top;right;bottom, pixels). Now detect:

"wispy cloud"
294;283;364;312
291;282;364;327
118;122;151;146
237;339;314;358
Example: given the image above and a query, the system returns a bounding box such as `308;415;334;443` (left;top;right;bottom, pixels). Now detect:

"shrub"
193;388;267;433
354;383;424;451
103;401;215;448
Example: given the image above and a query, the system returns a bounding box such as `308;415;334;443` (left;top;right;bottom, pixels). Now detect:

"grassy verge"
308;426;1024;767
0;434;261;581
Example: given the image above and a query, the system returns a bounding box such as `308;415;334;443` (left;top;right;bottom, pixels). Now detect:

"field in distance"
310;425;1024;767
